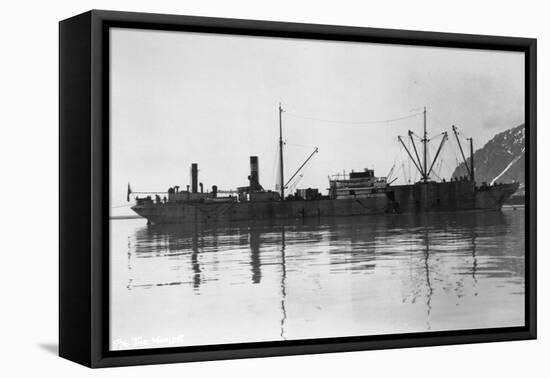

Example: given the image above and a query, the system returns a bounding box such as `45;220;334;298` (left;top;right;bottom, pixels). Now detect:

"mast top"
398;106;449;184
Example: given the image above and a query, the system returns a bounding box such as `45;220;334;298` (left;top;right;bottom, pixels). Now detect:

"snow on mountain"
452;124;525;186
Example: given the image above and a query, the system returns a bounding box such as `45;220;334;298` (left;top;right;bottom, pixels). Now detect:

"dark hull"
132;181;519;224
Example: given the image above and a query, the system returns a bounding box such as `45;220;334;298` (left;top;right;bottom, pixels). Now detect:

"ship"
131;105;519;224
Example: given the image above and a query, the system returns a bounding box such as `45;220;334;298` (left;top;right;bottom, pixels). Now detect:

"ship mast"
469;137;475;182
422;106;428;183
279;103;285;200
398;107;447;183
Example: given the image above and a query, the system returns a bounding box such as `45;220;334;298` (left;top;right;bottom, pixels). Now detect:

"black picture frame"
59;9;537;368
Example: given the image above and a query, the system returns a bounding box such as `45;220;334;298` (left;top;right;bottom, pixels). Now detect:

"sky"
110;27;524;215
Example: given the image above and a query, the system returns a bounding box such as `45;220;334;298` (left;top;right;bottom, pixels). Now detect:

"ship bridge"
329;168;388;199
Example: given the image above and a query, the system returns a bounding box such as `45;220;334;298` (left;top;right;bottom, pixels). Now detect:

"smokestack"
191;163;198;193
200;182;203;193
249;156;260;191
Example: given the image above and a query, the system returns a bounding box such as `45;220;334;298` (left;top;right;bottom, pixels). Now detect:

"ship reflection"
423;229;433;330
280;226;287;340
249;227;262;284
126;210;521;336
398;211;513;329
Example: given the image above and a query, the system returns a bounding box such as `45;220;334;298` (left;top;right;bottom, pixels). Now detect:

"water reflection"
244;227;261;285
280;226;287;340
423;230;433;330
113;209;525;348
191;232;201;290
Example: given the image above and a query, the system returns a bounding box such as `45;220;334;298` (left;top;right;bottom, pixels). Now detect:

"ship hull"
131;181;519;224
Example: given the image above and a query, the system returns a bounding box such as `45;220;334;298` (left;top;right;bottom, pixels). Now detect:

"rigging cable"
284;110;424;125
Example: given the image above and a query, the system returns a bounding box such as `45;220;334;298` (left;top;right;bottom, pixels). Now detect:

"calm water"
109;208;525;350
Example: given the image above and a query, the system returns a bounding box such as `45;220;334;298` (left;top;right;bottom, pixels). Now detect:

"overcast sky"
110;27;524;215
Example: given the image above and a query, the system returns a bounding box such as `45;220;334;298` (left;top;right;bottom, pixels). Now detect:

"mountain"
452;124;525;188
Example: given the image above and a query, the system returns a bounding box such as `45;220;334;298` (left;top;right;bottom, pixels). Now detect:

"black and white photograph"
2;0;548;373
108;26;527;351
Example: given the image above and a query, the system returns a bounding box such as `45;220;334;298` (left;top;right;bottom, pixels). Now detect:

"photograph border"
59;9;536;368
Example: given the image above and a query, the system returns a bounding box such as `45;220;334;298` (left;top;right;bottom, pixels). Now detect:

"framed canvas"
59;10;536;368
